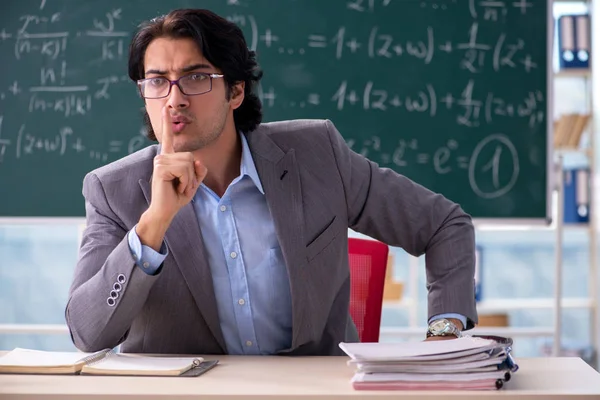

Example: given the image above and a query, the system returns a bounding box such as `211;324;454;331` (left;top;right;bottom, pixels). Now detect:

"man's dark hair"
128;9;263;140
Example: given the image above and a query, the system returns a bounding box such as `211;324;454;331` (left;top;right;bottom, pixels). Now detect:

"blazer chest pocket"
306;216;342;261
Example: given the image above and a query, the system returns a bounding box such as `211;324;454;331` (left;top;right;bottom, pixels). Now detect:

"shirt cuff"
127;225;168;275
429;313;467;330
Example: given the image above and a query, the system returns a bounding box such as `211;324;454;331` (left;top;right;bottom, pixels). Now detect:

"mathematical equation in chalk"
225;0;535;20
347;133;520;199
1;8;128;61
0;116;148;165
257;79;545;129
0;73;134;117
224;15;538;75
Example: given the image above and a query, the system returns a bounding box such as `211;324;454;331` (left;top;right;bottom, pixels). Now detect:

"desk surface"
1;356;600;399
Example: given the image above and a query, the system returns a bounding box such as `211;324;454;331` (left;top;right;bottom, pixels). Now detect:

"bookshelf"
553;0;598;369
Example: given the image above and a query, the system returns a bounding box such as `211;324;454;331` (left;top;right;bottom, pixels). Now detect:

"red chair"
348;237;389;342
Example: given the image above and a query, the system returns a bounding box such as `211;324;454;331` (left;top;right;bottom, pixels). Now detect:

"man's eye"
189;74;206;81
149;78;166;86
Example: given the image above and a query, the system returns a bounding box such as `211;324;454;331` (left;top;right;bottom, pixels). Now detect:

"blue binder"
563;168;590;224
557;14;591;69
475;246;482;302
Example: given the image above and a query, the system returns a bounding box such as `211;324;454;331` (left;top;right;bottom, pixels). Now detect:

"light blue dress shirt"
127;132;466;354
129;132;292;354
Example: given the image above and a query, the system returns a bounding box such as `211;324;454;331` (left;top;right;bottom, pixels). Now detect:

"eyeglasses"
137;72;224;99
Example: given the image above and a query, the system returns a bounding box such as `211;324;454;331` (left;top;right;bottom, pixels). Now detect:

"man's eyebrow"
145;63;212;76
181;63;212;72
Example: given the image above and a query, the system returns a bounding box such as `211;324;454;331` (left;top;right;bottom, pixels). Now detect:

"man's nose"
166;83;189;109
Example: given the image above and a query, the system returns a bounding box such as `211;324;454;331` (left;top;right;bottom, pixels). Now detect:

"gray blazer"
66;119;477;356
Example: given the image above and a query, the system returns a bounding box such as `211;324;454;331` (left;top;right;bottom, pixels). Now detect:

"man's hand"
137;106;207;251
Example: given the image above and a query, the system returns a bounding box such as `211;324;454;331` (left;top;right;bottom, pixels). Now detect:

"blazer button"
107;297;116;307
117;274;126;284
113;282;122;292
109;290;119;299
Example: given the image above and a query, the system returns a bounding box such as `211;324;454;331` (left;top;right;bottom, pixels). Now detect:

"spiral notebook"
0;348;218;377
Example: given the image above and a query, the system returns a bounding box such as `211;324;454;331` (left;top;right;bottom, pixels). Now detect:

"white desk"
1;356;600;399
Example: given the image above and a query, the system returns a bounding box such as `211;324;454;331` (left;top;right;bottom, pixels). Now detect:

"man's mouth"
172;116;191;123
172;121;187;133
171;115;191;133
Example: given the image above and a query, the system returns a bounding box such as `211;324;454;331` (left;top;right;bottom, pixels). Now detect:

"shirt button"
230;251;237;259
246;340;252;347
220;205;227;212
238;299;245;305
142;262;149;268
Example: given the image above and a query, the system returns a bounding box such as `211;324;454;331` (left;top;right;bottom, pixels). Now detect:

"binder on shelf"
475;246;482;302
563;168;590;224
557;14;591;70
383;253;404;301
553;113;590;149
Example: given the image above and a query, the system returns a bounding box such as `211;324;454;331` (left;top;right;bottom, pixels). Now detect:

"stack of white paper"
339;336;518;390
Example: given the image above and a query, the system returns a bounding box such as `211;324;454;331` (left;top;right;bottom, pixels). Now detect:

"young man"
66;8;477;356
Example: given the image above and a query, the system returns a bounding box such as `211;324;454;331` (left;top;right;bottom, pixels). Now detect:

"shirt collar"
239;131;265;194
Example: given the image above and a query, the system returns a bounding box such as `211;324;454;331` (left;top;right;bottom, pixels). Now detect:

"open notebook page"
0;348;109;374
80;353;203;376
0;348;102;368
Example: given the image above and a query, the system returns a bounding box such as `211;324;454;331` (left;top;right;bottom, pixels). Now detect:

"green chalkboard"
0;0;550;220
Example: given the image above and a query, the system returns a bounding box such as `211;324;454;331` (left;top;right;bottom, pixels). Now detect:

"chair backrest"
348;237;389;343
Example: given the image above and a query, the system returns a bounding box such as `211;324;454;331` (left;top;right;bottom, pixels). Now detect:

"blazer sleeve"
323;120;478;329
65;172;161;352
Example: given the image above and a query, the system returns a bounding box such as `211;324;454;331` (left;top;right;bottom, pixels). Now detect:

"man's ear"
230;81;245;110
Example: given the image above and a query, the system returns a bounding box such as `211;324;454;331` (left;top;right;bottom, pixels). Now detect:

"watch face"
430;319;449;334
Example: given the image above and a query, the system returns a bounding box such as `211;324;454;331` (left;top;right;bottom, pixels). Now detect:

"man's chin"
174;139;206;153
172;127;223;153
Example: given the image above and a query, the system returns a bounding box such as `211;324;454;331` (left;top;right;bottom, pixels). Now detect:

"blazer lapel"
246;129;310;350
139;179;226;353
